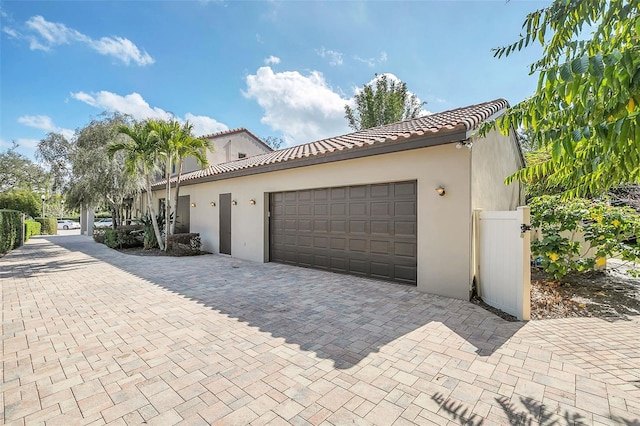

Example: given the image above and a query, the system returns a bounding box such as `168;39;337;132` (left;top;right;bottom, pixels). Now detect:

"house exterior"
148;99;524;300
182;128;273;174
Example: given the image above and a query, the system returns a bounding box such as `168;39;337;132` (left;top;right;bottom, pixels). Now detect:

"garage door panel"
349;238;367;252
314;204;329;215
314;220;329;232
371;184;390;198
371;221;390;235
395;242;417;258
371;202;390;216
395;201;417;216
349;220;367;233
331;220;347;233
331;203;346;215
270;181;417;285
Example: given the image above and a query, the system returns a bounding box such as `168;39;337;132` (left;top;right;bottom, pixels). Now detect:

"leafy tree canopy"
262;136;284;150
344;74;425;131
491;0;640;197
0;143;48;192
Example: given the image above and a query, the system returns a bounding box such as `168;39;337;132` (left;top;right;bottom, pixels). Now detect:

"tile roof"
157;98;509;187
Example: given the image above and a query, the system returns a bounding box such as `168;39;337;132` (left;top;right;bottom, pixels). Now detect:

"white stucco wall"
470;128;523;211
183;132;271;173
151;144;474;300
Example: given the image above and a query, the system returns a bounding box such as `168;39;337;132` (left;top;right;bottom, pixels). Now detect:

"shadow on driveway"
13;235;524;369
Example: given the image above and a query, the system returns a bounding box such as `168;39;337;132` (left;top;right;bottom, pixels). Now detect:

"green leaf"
559;63;574;82
571;55;588;74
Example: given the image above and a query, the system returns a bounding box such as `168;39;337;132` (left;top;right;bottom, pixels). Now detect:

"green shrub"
0;209;23;255
167;233;202;253
24;220;41;242
93;227;107;243
104;229;118;248
531;196;640;279
114;225;144;249
97;225;143;249
0;190;41;218
35;217;58;235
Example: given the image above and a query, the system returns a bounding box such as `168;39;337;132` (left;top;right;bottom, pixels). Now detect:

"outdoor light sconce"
249;199;256;205
436;186;446;196
190;202;197;207
231;200;237;206
210;201;216;207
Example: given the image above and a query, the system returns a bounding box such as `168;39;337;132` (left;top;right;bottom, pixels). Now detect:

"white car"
57;220;81;230
94;218;113;228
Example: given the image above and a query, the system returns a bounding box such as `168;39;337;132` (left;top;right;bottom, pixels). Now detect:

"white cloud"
264;55;280;65
316;47;343;66
2;26;20;38
353;51;388;67
71;90;228;136
17;115;75;140
184;113;228;136
71;91;172;120
88;36;154;66
15;15;153;66
243;66;350;145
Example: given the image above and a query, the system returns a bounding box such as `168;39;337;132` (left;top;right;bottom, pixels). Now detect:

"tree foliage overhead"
492;0;640;197
0;143;48;192
37;133;72;192
344;74;425;131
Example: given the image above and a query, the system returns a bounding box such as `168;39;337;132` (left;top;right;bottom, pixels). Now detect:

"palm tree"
147;119;181;249
108;120;165;250
169;122;211;235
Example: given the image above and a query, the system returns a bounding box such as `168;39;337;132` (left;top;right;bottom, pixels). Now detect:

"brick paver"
2;235;639;425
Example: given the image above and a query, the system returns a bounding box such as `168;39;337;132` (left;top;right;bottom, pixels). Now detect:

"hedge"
35;217;58;235
0;209;23;255
24;220;41;242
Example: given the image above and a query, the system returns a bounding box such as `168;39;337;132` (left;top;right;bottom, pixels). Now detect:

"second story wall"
182;129;272;174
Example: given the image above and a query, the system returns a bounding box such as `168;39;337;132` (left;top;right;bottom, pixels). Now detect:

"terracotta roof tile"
199;127;273;152
157;98;508;187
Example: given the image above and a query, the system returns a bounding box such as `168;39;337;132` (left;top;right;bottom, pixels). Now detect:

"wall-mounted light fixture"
210;201;216;207
249;199;256;205
190;202;197;207
231;200;237;206
436;186;446;196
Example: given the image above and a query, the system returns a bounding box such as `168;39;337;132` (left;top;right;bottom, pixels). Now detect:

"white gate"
474;206;531;320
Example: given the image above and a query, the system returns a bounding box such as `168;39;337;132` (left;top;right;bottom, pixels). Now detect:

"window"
238;153;247;159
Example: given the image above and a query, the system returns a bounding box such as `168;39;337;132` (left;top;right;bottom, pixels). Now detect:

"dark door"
176;195;190;233
219;193;231;255
270;181;417;284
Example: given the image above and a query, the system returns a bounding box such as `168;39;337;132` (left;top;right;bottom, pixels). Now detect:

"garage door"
270;181;417;284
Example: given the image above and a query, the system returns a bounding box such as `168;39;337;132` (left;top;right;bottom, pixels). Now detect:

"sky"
0;0;549;160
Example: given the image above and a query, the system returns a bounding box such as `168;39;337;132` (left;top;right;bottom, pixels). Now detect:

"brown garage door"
270;181;417;284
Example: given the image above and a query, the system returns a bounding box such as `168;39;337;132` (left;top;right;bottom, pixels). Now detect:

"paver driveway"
2;235;639;425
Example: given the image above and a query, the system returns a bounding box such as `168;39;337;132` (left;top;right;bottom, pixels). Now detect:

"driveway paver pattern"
2;235;639;425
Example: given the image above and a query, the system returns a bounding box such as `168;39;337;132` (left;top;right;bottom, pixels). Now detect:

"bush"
97;225;143;249
531;196;640;279
0;209;23;255
0;190;41;218
167;233;202;253
93;227;107;243
104;229;118;248
24;220;41;242
35;217;58;235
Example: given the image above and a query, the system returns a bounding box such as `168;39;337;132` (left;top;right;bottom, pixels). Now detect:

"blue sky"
1;0;549;160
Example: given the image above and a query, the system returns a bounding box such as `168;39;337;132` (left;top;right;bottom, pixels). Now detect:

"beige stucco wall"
470;128;523;211
183;132;271;173
151;144;474;300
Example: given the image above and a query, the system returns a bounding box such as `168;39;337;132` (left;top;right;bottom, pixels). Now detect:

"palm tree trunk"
164;159;172;251
146;178;164;250
170;159;184;235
